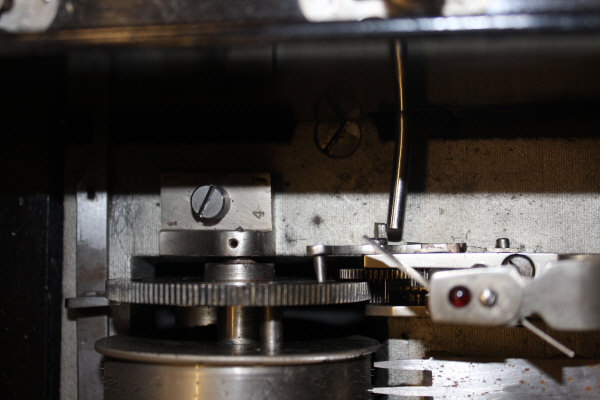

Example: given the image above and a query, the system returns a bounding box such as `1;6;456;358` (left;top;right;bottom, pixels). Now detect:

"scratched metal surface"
374;358;600;399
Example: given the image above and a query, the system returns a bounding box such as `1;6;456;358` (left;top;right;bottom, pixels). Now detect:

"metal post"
308;244;328;283
314;255;327;283
218;306;258;345
261;307;282;353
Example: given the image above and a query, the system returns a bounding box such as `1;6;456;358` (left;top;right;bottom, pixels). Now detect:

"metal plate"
373;358;600;399
308;242;465;256
96;334;379;365
428;267;524;326
365;252;557;270
106;278;371;306
522;259;600;331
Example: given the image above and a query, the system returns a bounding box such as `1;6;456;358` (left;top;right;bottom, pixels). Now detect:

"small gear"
339;268;428;305
339;268;408;281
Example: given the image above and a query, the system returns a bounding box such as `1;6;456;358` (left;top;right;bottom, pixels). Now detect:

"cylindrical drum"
97;335;378;400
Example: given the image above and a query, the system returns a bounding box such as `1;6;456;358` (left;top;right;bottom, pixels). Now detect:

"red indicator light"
449;286;471;307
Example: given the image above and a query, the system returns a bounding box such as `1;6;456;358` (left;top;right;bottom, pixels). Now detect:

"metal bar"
521;318;575;358
66;296;110;309
365;252;557;270
307;242;465;256
387;39;408;241
73;52;110;400
4;14;600;53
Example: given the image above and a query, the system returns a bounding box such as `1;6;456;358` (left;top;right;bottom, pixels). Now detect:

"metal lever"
387;40;409;241
428;259;600;357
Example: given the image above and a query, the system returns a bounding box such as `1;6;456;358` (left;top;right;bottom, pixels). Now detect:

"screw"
190;185;230;221
314;92;362;158
479;288;497;307
316;120;362;158
502;254;535;278
496;238;510;249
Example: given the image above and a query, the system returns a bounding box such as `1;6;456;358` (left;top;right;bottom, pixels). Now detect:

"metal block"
160;173;272;232
159;230;275;257
65;296;110;309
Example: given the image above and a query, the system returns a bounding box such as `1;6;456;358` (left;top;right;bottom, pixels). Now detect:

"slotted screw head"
190;185;230;221
314;92;362;158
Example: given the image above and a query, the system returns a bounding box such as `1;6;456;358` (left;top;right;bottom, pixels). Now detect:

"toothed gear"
339;268;409;281
107;278;371;307
339;268;429;305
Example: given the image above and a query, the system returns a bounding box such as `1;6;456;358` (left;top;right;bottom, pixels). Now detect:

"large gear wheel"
107;278;371;307
102;262;378;400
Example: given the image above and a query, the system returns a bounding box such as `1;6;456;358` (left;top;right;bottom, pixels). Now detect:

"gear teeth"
339;268;429;305
107;278;371;306
339;268;409;281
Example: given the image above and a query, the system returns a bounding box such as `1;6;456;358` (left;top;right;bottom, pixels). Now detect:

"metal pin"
521;317;575;358
496;238;510;249
314;255;327;283
261;307;282;354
